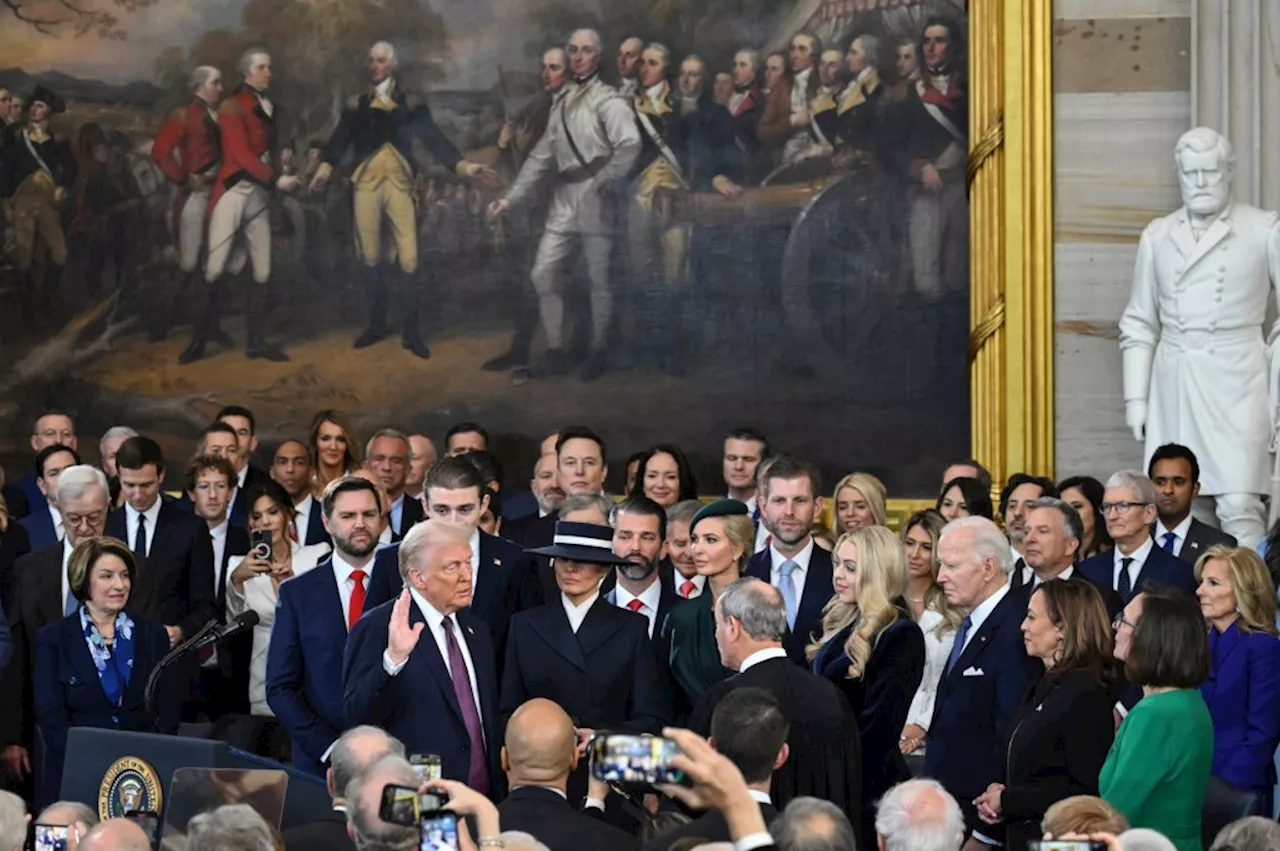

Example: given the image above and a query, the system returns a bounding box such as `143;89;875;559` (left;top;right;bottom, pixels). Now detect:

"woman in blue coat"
34;536;176;806
1195;545;1280;814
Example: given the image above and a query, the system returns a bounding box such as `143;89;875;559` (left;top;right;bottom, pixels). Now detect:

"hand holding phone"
33;824;70;851
379;784;448;826
418;811;460;851
590;734;684;785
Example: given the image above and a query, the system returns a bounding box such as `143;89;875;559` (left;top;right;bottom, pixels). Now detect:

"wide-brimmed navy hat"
526;520;632;565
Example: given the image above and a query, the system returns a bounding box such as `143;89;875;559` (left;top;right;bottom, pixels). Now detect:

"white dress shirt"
614;579;663;638
209;519;230;596
675;573;706;598
468;528;481;590
562;590;600;634
790;67;812;114
739;646;788;672
389;495;405;536
331;550;374;627
124;498;163;557
1113;537;1154;591
754;519;771;553
378;525;393;547
47;502;64;542
293;495;313;541
1154;515;1194;557
957;581;1011;657
644;81;668;112
769;537;814;605
1032;564;1075;588
382;587;485;732
1009;546;1030;586
60;536;74;615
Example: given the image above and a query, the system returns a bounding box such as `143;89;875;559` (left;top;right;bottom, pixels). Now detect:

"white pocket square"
962;667;985;677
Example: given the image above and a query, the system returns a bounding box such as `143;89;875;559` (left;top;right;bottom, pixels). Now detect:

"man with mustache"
607;496;678;652
266;477;381;777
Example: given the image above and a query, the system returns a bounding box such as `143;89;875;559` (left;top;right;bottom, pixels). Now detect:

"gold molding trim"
969;1;1056;487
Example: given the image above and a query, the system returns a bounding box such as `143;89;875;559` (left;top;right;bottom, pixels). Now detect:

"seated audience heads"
345;755;421;851
1209;816;1280;851
557;492;613;526
186;805;276;851
874;779;965;851
422;455;490;526
1118;829;1178;851
530;453;564;516
77;819;152;851
0;793;24;851
940;459;992;494
710;687;790;783
36;443;81;502
38;802;98;851
186;455;237;525
830;472;887;535
555;426;608;496
364;429;411;499
445;422;488;457
936;477;993;522
1041;795;1128;837
1022;497;1085;580
329;725;406;803
201;421;243;470
1101;470;1158;550
771;797;858;851
501;698;576;785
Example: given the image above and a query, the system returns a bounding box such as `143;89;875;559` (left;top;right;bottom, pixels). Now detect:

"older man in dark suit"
925;516;1040;843
344;520;503;797
1148;444;1237;565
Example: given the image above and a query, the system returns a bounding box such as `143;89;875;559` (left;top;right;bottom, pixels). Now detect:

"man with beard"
758;34;822;166
608;497;678;651
271;439;329;546
998;473;1058;588
266;477;381;777
743;456;832;665
616;37;644;99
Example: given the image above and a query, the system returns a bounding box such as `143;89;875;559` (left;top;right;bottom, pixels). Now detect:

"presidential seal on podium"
98;756;163;820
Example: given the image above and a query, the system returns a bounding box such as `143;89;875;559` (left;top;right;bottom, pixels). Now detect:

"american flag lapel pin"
494;558;502;566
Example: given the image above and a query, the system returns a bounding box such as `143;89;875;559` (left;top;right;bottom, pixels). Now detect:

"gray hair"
371;41;399;69
1118;829;1177;851
331;726;405;801
666;499;701;528
237;48;270;77
874;779;965;851
939;516;1013;575
365;428;409;460
38;801;98;828
1105;470;1157;507
1210;816;1280;851
0;792;25;851
735;49;761;70
1026;496;1083;544
497;833;552;851
398;519;471;583
1175;126;1235;172
852;33;880;66
346;755;419;851
644;43;671;68
770;797;857;851
569;29;603;52
188;66;220;94
55;465;110;507
619;36;644;52
543;46;567;65
559;492;613;524
98;426;137;458
186;804;275;851
719;577;787;642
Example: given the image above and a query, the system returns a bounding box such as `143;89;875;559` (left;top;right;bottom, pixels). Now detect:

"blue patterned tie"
778;559;798;630
1161;532;1176;554
945;616;972;675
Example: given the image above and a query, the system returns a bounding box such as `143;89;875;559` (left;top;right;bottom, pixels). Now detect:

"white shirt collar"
966;580;1011;633
675;573;706;595
616;576;662;613
794;67;812;86
561;590;600;634
1032;563;1073;587
770;537;814;572
512;785;567;800
48;502;64;538
1116;535;1154;563
125;497;163;537
407;584;449;632
331;548;374;580
209;518;229;543
237;465;249;489
748;789;772;805
854;66;874;85
1155;514;1194;544
645;81;668;104
375;78;395;99
739;646;788;672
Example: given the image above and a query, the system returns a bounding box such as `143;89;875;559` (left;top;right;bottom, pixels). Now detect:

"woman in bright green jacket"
1101;585;1213;851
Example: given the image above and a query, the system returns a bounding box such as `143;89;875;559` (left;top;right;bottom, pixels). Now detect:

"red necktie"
348;569;366;630
680;580;696;598
626;598;644;613
288;522;299;544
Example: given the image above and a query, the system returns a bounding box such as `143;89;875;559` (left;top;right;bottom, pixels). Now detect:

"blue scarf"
80;607;136;708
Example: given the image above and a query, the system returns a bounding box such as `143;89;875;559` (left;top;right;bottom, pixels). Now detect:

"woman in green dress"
1101;584;1213;851
659;499;755;722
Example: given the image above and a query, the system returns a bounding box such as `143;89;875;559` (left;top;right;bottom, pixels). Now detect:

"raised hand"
387;589;424;666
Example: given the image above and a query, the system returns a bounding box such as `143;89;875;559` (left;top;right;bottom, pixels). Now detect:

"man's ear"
326;767;336;798
500;747;510;774
774;742;790;770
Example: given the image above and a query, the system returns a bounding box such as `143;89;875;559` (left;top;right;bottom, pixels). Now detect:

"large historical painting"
0;0;968;497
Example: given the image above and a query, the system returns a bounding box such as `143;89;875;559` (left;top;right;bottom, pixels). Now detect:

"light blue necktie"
64;592;77;617
945;616;972;675
1161;532;1176;554
778;559;798;630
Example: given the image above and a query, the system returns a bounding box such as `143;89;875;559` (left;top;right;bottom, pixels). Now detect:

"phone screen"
418;811;459;851
33;825;69;851
410;754;442;782
590;734;684;785
1028;842;1108;851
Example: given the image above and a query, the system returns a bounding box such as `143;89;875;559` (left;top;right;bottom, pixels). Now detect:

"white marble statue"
1119;127;1280;548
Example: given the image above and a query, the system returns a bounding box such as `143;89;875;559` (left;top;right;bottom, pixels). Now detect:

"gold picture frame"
884;1;1055;527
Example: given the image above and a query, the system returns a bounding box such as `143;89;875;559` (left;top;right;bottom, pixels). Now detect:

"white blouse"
226;540;331;716
905;607;958;734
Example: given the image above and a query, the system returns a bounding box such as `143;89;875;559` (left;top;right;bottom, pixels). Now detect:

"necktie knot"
679;580;697;598
779;559;797;578
350;569;366;583
626;599;644;613
1161;532;1176;553
944;616;972;675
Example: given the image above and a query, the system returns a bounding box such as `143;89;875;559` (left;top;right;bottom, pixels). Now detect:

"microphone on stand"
145;612;260;722
191;611;260;648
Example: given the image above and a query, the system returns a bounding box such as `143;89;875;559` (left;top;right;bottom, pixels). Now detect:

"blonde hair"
901;510;963;636
1041;795;1128;837
1194;545;1279;636
830;472;887;535
0;493;8;533
692;513;756;578
806;525;906;676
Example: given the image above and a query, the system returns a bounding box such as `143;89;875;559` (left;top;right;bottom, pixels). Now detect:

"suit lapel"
408;603;466;725
312;560;349;632
305;500;326;545
66;618;112;708
472;534;503;618
37;548;65;624
795;547;833;636
534;603;588;672
576;597;627;658
1181;207;1232;273
941;587;1017;694
457;610;497;733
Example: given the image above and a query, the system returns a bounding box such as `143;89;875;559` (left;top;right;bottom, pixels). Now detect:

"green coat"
1100;688;1214;851
659;591;731;722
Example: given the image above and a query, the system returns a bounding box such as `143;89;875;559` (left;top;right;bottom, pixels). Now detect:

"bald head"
79;819;151;851
502;699;577;787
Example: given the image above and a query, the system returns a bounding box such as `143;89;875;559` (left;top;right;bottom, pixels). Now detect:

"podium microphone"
144;612;258;722
191;611;259;649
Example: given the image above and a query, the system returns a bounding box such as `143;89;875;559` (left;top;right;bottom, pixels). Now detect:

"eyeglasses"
1113;614;1138;631
63;511;106;528
36;428;75;441
1100;501;1150;515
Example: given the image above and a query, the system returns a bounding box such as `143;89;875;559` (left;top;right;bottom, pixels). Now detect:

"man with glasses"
9;412;78;520
0;465;107;788
1078;470;1196;603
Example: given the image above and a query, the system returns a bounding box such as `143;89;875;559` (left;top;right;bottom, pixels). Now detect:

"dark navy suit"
1077;543;1197;602
363;533;540;658
18;504;59;551
924;583;1040;833
603;579;679;654
342;598;502;793
300;497;330;546
13;475;42;521
265;559;351;776
33;612;175;806
1201;620;1280;811
745;543;834;665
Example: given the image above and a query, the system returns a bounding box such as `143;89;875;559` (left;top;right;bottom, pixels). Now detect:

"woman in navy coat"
808;525;925;849
34;537;176;806
1195;545;1280;814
